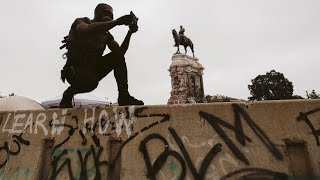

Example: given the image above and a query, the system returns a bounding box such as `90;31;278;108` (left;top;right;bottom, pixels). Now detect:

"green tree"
205;95;212;102
307;90;320;99
0;92;15;98
205;95;233;103
291;95;304;99
248;70;293;100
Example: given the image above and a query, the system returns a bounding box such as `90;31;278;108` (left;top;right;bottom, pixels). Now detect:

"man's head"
94;3;114;22
180;25;183;28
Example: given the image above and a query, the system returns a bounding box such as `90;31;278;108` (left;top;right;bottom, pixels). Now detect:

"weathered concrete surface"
0;100;319;179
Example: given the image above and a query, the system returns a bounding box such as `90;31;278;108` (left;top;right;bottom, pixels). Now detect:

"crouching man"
60;3;144;107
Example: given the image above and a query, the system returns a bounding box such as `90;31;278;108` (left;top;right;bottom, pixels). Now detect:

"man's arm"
75;19;118;34
75;15;132;34
107;25;138;55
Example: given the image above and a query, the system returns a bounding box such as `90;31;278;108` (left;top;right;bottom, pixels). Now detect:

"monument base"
167;54;205;104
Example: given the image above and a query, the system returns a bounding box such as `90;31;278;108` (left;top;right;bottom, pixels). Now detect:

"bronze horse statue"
172;29;195;57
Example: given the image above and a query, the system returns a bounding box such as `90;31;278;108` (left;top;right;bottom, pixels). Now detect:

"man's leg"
99;51;143;106
60;68;99;108
60;86;74;108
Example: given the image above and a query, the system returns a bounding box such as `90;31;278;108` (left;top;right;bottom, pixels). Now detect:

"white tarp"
41;93;112;108
0;96;44;112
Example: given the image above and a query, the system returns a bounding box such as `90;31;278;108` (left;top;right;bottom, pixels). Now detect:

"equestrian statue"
172;25;195;57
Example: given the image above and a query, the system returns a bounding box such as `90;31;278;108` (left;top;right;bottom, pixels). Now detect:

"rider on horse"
172;25;195;57
179;25;187;43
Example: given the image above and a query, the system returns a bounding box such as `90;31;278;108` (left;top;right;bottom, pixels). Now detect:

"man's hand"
116;15;132;25
129;24;138;33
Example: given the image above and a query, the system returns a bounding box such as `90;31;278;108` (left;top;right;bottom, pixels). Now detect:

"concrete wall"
0;100;319;179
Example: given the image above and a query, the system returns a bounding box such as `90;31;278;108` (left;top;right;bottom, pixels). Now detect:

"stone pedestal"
168;54;205;104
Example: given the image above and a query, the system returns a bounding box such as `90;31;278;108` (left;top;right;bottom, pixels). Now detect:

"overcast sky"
1;0;319;105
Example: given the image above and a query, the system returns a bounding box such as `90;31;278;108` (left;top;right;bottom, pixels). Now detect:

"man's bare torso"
68;17;114;56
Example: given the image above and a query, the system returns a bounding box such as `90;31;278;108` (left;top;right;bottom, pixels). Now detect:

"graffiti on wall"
0;166;31;180
49;106;171;179
0;128;30;169
1;103;319;179
139;127;222;180
199;104;283;165
297;108;320;146
138;104;287;179
0;106;171;179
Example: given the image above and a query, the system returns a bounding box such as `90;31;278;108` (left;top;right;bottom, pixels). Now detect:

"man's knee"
83;80;99;92
70;79;99;94
111;49;125;60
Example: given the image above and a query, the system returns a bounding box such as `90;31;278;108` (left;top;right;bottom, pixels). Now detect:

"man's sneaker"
60;93;73;108
118;95;144;106
59;99;73;108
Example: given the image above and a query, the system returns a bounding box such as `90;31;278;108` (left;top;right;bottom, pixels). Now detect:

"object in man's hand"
129;11;139;32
